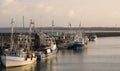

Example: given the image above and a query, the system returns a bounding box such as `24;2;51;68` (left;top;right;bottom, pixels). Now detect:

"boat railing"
3;48;28;57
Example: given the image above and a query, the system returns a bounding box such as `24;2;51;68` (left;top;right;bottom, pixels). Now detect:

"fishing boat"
67;23;87;50
34;32;57;61
68;34;85;50
89;34;97;41
35;20;57;61
63;39;74;48
1;19;36;68
40;38;57;60
71;41;84;50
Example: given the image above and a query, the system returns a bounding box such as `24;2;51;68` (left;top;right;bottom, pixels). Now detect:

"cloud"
68;10;76;18
45;6;54;13
1;0;120;27
3;0;15;6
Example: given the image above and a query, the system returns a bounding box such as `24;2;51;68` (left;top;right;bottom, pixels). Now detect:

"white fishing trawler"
68;33;85;50
67;23;87;50
34;20;57;60
1;19;36;68
34;32;57;60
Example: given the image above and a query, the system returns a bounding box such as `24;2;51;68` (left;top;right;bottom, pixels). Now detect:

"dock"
0;27;120;37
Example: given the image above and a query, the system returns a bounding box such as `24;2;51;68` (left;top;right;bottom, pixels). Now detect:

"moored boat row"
0;19;58;68
0;19;97;68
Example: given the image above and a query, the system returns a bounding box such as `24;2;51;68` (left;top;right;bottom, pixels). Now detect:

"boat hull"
1;55;36;68
35;49;57;61
89;35;97;41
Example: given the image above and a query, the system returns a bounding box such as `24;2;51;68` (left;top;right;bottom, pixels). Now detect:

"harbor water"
1;37;120;71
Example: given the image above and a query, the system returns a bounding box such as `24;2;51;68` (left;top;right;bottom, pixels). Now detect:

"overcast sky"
0;0;120;27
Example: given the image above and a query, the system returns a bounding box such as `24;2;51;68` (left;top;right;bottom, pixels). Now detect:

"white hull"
1;55;36;68
35;50;57;61
89;35;97;41
90;37;97;41
42;49;57;60
63;40;74;47
35;44;57;60
94;37;97;41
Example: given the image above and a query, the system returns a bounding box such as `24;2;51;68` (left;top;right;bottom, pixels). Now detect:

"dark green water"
1;37;120;71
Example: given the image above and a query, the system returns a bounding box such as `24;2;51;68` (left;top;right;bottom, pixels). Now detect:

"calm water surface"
1;37;120;71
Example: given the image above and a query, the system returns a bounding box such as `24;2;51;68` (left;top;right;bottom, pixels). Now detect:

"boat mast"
10;18;14;49
22;16;26;49
52;20;54;36
23;16;25;33
79;21;82;37
29;19;34;36
0;34;3;54
68;22;71;40
79;21;81;32
29;19;34;51
68;22;71;34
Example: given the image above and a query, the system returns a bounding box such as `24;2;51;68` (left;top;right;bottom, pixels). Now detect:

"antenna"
79;21;82;38
68;21;71;34
11;18;14;49
23;16;25;30
79;21;81;32
52;19;54;36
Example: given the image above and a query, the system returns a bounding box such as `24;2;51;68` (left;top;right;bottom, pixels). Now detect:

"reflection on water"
34;56;58;71
1;37;120;71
